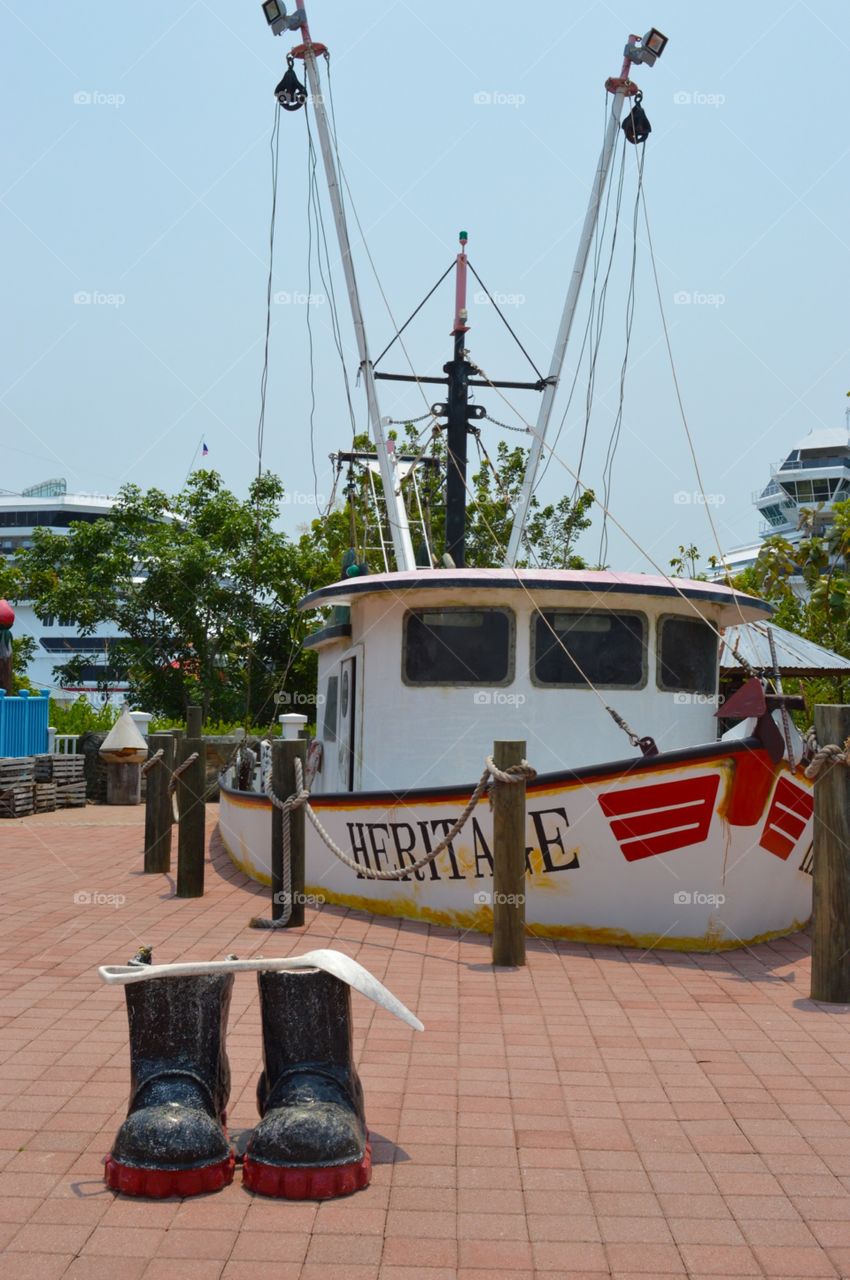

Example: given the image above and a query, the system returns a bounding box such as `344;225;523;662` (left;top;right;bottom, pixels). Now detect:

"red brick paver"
1;804;849;1279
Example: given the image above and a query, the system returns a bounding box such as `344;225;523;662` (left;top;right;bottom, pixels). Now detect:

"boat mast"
445;232;473;567
276;3;417;573
504;32;666;567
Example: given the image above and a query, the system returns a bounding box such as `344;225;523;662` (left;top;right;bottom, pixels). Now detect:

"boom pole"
504;45;640;567
291;6;417;572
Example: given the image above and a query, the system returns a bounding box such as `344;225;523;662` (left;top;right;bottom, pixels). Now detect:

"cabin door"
337;655;357;792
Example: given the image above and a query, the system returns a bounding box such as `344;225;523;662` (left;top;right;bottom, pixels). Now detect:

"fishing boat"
220;9;814;950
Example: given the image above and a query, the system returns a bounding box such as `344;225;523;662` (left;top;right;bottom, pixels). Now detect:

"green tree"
312;429;594;571
0;563;35;693
15;471;319;727
723;500;850;711
10;445;595;724
669;543;721;581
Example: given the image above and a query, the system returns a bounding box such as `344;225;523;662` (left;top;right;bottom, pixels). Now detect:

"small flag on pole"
202;442;209;457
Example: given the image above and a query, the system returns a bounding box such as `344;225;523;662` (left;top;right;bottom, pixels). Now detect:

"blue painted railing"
0;689;51;757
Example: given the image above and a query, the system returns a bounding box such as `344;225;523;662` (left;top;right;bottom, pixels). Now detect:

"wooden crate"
34;782;57;813
0;756;35;785
33;754;53;781
0;783;34;818
55;781;87;809
34;754;85;783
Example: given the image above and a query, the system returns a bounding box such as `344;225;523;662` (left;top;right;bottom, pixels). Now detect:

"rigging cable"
578;133;627;507
256;102;282;478
470;355;756;675
441;441;645;746
466;262;545;383
304;119;319;500
304;103;361;500
598;137;645;566
324;52;435;419
571;97;629;498
246;100;282;728
372;263;456;370
535;97;628;498
639;183;752;630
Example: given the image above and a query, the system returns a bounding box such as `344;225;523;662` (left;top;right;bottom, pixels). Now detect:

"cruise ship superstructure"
0;479;126;704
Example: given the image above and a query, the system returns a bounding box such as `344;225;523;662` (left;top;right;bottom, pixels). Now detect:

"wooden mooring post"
143;732;174;874
810;704;850;1003
176;707;206;899
251;737;307;929
491;739;527;967
276;740;307;927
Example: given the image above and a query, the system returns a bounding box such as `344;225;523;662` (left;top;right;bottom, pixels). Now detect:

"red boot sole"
104;1153;235;1199
243;1140;372;1199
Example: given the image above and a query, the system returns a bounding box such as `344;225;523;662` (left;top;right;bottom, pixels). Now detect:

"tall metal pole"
445;231;472;566
294;6;417;572
504;56;635;567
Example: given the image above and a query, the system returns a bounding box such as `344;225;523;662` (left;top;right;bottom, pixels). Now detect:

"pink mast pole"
452;230;469;335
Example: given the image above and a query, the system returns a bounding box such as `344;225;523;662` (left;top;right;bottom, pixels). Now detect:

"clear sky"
1;0;847;572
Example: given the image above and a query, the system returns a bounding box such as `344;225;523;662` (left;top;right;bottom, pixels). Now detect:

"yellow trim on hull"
218;822;809;952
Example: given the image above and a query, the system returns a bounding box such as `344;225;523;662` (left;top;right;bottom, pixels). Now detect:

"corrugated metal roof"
720;621;850;676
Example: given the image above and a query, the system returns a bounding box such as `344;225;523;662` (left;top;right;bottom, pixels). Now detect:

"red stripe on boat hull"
599;775;720;862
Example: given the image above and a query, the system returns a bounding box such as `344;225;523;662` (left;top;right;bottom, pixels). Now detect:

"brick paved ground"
1;805;850;1279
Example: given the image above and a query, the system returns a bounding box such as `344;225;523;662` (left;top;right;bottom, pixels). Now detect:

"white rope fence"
265;754;537;883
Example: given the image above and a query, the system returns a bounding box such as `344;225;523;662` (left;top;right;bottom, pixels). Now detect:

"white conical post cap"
100;707;149;763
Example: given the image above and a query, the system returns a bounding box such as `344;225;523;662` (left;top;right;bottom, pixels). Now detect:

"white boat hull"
219;739;813;950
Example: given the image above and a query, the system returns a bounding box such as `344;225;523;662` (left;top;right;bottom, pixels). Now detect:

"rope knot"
141;749;164;777
485;755;537;785
804;736;850;780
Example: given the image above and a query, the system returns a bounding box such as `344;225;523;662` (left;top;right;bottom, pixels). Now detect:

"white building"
720;424;850;578
0;479;127;705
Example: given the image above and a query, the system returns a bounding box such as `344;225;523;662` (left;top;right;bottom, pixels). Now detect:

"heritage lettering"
471;818;494;878
346;806;579;881
427;819;467;880
531;807;580;871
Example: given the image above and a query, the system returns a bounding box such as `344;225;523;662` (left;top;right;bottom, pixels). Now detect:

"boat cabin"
300;569;770;793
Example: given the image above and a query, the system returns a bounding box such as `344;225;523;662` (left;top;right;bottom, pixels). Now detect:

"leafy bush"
49;699;119;735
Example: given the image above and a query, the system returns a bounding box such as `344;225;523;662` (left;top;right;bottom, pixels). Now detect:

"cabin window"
403;608;514;685
322;674;339;742
532;610;647;688
657;615;717;695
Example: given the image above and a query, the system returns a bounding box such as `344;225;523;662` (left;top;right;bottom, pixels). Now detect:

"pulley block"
622;90;651;144
274;54;307;111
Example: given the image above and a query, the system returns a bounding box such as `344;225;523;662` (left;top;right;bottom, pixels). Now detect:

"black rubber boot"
243;967;370;1198
105;952;235;1198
